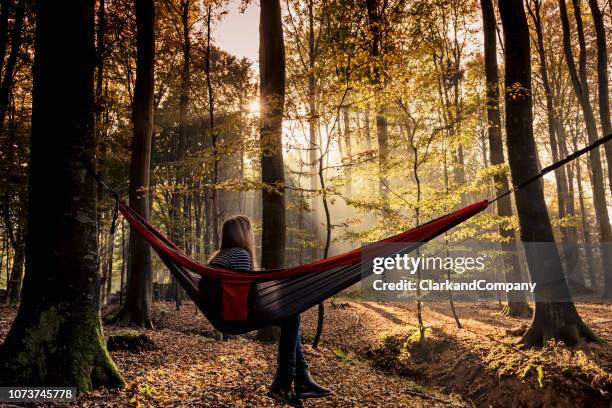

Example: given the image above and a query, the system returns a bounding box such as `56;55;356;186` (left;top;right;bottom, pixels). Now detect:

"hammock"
120;200;488;334
100;133;609;335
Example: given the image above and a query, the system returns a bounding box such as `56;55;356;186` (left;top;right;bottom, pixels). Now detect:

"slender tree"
0;0;25;139
0;0;11;77
365;0;390;210
558;0;612;298
117;0;156;327
0;0;26;305
586;0;612;188
0;0;124;389
481;0;531;317
256;0;286;342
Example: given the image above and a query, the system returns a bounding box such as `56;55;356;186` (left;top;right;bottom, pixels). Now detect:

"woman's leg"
276;315;301;378
294;316;307;370
269;315;304;407
292;316;332;399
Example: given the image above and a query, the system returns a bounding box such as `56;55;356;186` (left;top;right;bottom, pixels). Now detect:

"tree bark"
5;232;24;305
575;155;597;287
498;0;598;346
586;0;612;189
0;0;11;78
117;0;155;327
343;106;353;197
306;0;321;259
0;0;25;140
365;0;389;210
0;0;124;389
204;4;220;250
256;0;286;343
527;0;581;286
481;0;531;317
312;146;332;349
559;0;612;298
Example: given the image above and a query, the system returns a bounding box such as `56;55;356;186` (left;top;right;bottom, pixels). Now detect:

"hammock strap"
79;158;121;234
490;133;611;204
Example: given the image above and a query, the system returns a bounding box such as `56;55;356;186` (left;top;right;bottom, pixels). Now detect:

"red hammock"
120;200;489;333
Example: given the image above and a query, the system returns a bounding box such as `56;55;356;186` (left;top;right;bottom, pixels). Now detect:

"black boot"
268;374;303;407
295;366;332;399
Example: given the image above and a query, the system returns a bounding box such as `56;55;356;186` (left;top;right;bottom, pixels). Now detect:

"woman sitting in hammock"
209;215;332;407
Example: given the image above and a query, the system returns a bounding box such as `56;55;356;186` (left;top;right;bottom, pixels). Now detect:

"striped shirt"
209;247;253;272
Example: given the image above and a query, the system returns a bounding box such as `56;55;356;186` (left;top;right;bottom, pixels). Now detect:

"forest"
0;0;611;406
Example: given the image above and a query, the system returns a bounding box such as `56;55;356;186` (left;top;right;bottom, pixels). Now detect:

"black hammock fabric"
120;200;489;334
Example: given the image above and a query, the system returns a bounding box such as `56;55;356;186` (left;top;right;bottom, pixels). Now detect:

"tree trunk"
312;149;332;349
5;233;24;305
586;0;612;189
343;106;352;197
481;0;531;317
0;0;25;139
527;0;581;286
204;4;220;251
117;0;155;327
498;0;598;346
105;231;114;304
0;0;124;389
256;0;286;343
559;0;612;298
575;156;597;287
120;219;126;305
95;0;106;143
365;0;389;210
0;0;11;77
307;0;320;243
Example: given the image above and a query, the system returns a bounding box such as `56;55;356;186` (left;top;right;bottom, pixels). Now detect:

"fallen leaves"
0;300;610;407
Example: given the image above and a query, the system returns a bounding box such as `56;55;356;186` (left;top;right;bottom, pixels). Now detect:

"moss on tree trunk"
0;304;124;390
520;302;601;347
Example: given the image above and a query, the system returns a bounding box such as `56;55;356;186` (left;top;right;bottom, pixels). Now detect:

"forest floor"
0;299;611;407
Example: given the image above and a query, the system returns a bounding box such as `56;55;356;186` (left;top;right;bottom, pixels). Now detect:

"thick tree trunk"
481;0;531;317
0;0;124;389
117;0;155;327
498;0;597;346
586;0;612;189
559;0;612;298
256;0;286;343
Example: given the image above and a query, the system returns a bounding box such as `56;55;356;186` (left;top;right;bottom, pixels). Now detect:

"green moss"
17;306;64;381
3;302;125;392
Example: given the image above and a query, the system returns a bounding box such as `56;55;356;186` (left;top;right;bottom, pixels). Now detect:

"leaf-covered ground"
0;299;610;407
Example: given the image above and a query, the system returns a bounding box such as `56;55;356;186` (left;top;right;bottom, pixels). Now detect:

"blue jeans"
276;314;307;378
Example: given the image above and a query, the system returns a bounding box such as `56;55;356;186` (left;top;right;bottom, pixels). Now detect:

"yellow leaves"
506;82;531;100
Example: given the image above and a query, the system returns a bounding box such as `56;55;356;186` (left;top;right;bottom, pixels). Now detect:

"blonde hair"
209;215;257;269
